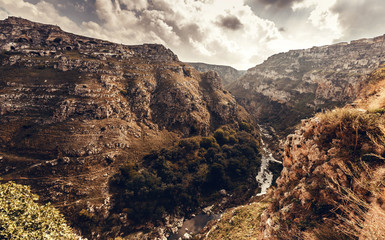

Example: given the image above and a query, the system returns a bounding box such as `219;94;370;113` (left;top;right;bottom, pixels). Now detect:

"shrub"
200;136;219;149
214;129;228;145
0;181;78;239
239;121;253;132
313;108;385;153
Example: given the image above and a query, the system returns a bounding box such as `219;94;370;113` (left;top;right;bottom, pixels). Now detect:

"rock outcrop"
0;17;248;238
199;66;385;240
0;17;244;156
229;35;385;134
259;67;385;239
187;62;245;86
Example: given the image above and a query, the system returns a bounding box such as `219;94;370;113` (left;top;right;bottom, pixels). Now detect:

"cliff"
0;17;246;157
201;66;385;239
229;35;385;134
0;17;253;238
187;62;245;86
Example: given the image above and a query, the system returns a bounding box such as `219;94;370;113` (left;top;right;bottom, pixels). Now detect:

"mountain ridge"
229;33;385;135
187;62;246;86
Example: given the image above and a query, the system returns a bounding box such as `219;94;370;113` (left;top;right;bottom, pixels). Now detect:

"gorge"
1;16;385;240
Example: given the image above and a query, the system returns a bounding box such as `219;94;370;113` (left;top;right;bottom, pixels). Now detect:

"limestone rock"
187;62;245;86
0;17;248;239
229;35;385;134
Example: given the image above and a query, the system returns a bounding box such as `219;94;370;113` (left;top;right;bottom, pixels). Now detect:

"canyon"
1;16;385;240
0;17;256;239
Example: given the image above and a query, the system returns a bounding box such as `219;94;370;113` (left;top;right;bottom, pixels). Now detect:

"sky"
1;0;385;70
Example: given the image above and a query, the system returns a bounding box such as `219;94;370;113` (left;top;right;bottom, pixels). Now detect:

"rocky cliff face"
187;62;245;86
0;17;245;156
229;36;385;134
200;67;385;240
0;17;249;238
259;67;385;239
261;110;385;239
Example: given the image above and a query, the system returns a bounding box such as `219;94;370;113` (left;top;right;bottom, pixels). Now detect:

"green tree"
0;181;78;240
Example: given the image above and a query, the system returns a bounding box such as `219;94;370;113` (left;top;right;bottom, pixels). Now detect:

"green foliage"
110;125;262;224
0;181;78;240
213;129;238;145
239;122;253;132
200;136;219;149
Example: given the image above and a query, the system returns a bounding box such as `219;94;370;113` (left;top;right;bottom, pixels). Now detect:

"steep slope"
187;62;245;86
200;67;385;240
229;36;385;135
261;108;385;239
0;17;255;238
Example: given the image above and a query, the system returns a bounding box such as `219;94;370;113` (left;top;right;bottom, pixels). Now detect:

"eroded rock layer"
0;17;248;238
229;36;385;134
187;62;245;86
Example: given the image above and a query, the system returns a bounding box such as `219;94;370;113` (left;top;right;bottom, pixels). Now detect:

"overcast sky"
1;0;385;70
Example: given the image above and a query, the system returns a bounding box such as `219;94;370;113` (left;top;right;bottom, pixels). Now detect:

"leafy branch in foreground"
0;181;79;240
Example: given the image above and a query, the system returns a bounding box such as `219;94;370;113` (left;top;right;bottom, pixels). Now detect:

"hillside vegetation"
106;123;262;236
0;181;79;239
0;17;255;239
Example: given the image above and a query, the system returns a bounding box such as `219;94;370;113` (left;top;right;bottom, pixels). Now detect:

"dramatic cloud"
78;0;283;69
0;0;82;34
1;0;385;69
217;15;243;31
292;0;341;37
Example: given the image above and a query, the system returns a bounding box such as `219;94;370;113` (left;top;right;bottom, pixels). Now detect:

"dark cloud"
217;15;243;30
254;0;303;8
168;21;204;42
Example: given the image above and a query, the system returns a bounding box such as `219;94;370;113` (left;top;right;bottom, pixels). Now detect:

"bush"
200;136;219;149
314;109;385;153
0;181;78;239
239;121;253;132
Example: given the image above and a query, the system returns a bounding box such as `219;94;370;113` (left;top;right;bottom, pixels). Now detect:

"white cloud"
79;0;283;69
0;8;9;20
1;0;384;70
0;0;82;34
331;0;385;42
292;0;342;39
119;0;148;10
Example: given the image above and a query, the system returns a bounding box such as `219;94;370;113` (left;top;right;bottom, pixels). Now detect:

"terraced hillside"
0;17;258;239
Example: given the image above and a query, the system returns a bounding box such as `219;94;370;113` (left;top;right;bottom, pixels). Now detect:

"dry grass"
302;108;385;240
315;108;385;152
201;200;269;240
356;67;385;111
327;165;385;240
